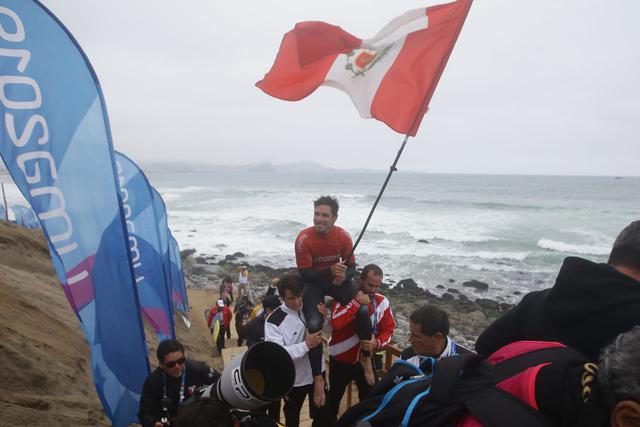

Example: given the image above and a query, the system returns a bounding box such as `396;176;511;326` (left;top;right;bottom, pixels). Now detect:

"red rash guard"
295;226;355;271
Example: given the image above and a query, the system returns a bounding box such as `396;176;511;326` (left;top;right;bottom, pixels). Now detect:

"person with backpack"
338;337;605;427
400;305;469;366
475;220;640;362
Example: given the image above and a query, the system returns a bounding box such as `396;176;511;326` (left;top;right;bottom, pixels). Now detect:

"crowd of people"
138;195;640;427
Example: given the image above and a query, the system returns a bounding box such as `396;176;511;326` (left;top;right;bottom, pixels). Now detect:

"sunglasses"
164;357;186;368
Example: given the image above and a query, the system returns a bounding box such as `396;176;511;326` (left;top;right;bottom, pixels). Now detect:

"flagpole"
1;183;8;221
346;2;472;264
346;135;409;261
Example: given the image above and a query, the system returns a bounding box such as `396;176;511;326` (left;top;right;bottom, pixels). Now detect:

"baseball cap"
217;299;225;307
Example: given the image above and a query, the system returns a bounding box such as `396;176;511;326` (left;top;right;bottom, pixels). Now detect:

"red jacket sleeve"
375;297;395;350
295;230;313;269
207;307;216;327
330;298;362;331
224;308;232;328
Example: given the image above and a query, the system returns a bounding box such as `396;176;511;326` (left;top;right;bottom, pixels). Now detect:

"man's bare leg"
313;374;326;407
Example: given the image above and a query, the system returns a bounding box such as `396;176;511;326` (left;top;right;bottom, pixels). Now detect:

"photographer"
139;339;220;427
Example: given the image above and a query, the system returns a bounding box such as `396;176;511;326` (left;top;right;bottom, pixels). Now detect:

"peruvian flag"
256;0;472;136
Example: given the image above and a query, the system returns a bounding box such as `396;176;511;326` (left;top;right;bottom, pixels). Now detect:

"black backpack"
338;345;594;427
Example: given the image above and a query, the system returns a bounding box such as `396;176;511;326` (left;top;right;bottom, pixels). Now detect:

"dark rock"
513;291;522;295
233;252;246;258
195;256;207;263
189;229;197;232
447;288;460;294
215;243;227;248
180;249;196;261
441;293;454;301
462;280;489;291
417;239;430;244
475;298;500;310
225;254;236;261
436;285;445;289
458;294;468;301
393;279;435;299
448;279;455;283
500;303;515;312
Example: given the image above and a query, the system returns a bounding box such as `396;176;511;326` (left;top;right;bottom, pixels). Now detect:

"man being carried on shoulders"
328;264;395;421
401;305;468;367
295;195;358;407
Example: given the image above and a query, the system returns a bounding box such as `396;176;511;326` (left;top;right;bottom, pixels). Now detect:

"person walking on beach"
238;266;251;301
234;295;254;346
219;276;234;306
207;299;232;355
295;195;358;408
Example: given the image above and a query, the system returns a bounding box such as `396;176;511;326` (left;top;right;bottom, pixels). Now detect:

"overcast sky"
39;0;640;176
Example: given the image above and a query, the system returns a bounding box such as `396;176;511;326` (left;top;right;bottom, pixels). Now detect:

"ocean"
144;172;638;302
1;171;636;302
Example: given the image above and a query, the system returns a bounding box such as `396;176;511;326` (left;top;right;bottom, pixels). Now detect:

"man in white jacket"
265;275;330;427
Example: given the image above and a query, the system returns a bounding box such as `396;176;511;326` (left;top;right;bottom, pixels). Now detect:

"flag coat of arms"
256;0;472;136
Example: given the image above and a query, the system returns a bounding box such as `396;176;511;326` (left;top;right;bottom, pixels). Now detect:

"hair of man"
156;339;185;364
314;195;339;217
409;305;450;336
359;264;383;281
276;274;304;298
172;397;233;427
597;326;640;410
261;294;281;312
608;220;640;271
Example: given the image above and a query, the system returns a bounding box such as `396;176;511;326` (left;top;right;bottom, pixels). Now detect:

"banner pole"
1;183;8;221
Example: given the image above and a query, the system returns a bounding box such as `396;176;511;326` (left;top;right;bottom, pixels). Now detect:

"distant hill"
140;160;348;174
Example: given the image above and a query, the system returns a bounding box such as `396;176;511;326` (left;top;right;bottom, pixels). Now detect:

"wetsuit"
295;225;357;376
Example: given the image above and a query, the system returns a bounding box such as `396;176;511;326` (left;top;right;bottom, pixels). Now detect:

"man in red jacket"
207;299;233;355
328;264;395;421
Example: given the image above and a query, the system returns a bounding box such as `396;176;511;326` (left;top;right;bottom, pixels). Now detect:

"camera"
176;341;295;427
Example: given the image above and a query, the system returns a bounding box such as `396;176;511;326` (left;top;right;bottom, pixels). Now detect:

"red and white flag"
256;0;472;136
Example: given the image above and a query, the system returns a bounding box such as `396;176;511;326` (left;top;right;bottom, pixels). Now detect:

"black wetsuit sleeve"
138;373;162;427
345;263;356;281
475;292;538;357
299;267;332;282
246;318;262;347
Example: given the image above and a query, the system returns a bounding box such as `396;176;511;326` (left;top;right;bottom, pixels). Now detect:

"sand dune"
0;221;223;426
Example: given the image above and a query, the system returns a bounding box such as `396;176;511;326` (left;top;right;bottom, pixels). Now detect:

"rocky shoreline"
182;250;514;349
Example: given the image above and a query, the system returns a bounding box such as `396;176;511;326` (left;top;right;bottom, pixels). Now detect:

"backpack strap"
360;377;431;422
466;386;553;427
428;353;488;403
492;346;586;382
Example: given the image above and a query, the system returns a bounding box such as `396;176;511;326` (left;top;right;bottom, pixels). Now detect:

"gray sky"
40;0;640;176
